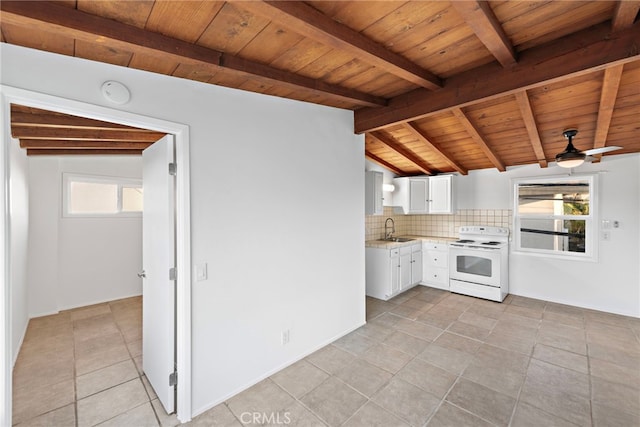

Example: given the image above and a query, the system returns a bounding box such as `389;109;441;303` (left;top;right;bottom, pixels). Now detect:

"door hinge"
169;371;177;387
169;267;177;281
168;162;177;176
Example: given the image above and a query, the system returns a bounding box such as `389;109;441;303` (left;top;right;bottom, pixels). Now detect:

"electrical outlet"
602;231;611;241
281;329;290;345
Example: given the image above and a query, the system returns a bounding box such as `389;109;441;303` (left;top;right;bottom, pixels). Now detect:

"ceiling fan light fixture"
556;156;585;168
556;129;585;168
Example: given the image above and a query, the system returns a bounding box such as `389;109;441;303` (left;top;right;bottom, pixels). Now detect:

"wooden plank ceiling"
10;104;164;156
2;1;639;172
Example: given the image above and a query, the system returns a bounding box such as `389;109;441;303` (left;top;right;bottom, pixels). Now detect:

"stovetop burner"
451;226;510;249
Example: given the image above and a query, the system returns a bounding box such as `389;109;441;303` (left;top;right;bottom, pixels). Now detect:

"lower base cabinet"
366;243;422;300
421;242;449;290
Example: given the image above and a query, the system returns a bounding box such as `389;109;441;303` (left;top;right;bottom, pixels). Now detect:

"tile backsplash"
365;207;512;241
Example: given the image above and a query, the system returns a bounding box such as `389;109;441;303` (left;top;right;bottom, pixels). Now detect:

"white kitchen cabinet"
399;247;412;291
411;244;423;287
428;175;456;214
390;249;400;296
366;243;422;300
392;177;429;214
393;175;455;215
422;242;449;290
365;171;383;215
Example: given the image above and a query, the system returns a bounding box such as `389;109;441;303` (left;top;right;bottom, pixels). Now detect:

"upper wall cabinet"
393;175;455;215
429;175;456;214
365;171;384;215
393;176;429;214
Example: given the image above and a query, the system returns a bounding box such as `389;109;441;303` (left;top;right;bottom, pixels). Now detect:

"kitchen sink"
377;237;415;243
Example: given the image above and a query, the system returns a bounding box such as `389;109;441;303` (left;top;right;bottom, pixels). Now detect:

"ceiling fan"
555;129;622;168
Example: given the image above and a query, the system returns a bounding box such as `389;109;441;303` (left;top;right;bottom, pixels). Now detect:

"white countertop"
365;235;457;249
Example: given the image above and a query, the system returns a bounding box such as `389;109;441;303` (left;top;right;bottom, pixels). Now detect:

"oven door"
449;245;502;287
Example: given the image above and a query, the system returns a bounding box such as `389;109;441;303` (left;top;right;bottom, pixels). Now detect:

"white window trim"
512;174;599;262
62;172;143;218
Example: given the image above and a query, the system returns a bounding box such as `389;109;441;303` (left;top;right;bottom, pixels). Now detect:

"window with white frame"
63;173;143;217
513;175;597;260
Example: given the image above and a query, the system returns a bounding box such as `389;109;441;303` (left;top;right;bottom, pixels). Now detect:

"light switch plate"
195;263;208;281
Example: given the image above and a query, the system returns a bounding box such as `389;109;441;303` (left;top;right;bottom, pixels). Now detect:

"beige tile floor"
12;296;179;427
13;288;640;426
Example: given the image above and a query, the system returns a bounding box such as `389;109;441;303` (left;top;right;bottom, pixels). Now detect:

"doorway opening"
1;85;192;424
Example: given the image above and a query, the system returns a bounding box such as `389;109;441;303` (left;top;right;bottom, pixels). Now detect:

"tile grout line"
72;314;79;427
585;311;595;427
112;300;163;427
506;303;542;427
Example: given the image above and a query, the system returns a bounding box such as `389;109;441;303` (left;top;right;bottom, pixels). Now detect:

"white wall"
1;44;366;416
455;155;640;317
28;156;143;315
8;138;29;365
26;158;59;316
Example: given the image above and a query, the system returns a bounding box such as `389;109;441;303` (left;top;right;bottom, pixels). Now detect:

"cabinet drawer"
423;242;447;251
424;250;447;268
423;266;448;287
390;248;400;257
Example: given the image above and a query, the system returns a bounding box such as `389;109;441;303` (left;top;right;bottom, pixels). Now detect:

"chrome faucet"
384;217;395;240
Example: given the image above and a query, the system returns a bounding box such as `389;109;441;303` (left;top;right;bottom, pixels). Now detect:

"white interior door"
142;134;176;414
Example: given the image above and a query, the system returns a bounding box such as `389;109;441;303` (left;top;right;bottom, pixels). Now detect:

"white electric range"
449;226;509;302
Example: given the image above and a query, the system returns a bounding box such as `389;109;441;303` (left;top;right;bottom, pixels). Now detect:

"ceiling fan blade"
583;146;622;156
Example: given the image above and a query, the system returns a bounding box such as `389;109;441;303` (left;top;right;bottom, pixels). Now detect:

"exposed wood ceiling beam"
11;107;140;130
0;0;386;108
514;91;547;168
402;123;468;175
19;140;153;150
368;131;434;175
450;0;516;67
451;108;506;172
11;126;164;142
239;1;442;91
365;151;405;175
27;149;142;156
592;64;625;162
612;1;640;32
355;21;640;133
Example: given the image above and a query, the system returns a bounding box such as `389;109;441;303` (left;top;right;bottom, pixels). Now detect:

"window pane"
520;218;586;253
122;186;143;212
69;181;118;214
518;181;589;215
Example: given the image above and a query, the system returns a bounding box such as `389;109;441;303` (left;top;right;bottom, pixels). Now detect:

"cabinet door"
400;252;412;290
374;172;383;213
365;171;384;215
429;175;453;214
390;256;400;295
409;178;428;213
411;250;423;285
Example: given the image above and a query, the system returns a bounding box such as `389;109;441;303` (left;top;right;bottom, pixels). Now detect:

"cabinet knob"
434;258;438;262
